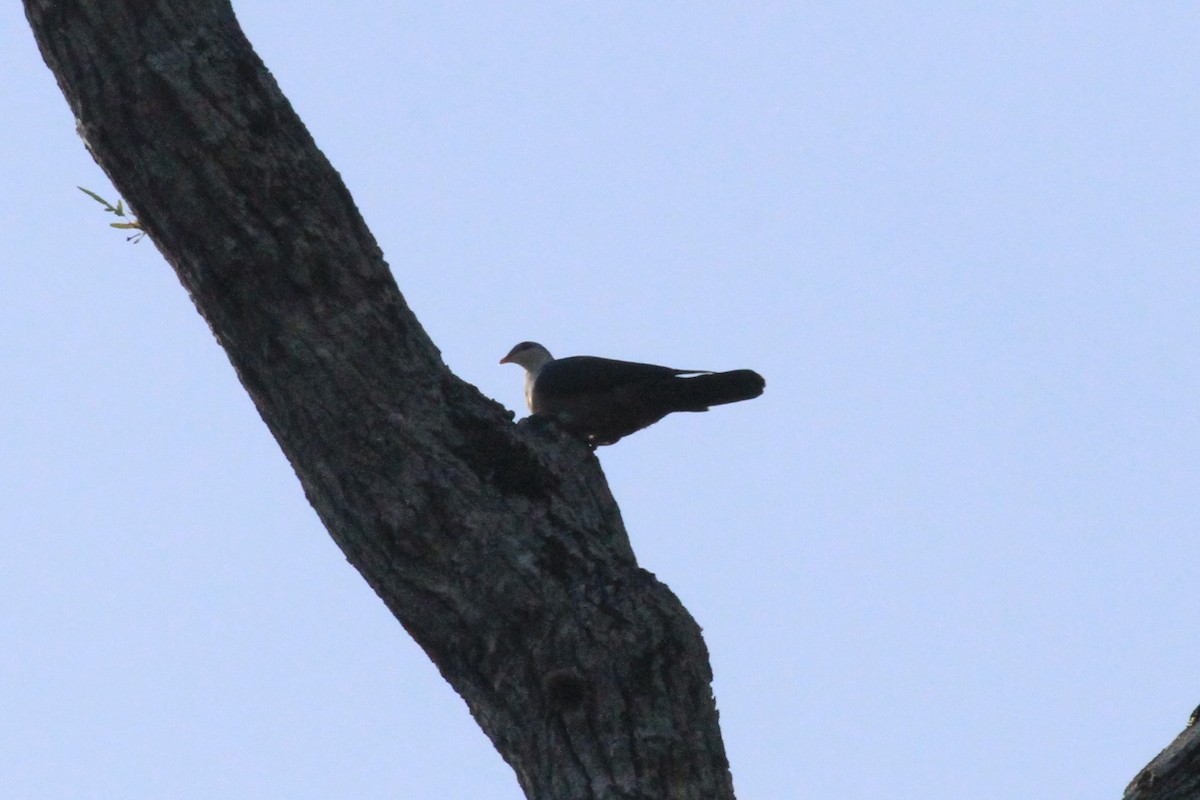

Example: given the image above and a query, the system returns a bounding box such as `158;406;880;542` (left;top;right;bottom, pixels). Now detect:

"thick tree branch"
24;2;734;798
1125;715;1200;800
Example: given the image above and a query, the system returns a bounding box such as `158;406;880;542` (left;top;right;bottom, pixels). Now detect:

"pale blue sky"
3;4;1198;798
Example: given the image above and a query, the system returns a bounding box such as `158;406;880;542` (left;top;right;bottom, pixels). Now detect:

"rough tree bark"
24;2;735;798
1124;715;1200;800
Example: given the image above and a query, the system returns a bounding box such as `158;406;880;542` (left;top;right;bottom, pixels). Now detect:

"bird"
500;341;765;445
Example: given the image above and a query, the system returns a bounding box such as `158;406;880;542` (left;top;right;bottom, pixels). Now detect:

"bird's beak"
499;355;510;364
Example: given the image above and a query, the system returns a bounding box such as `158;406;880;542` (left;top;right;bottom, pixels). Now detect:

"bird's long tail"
666;369;765;411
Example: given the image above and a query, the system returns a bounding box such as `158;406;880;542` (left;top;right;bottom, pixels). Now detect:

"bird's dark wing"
529;355;763;445
533;355;698;399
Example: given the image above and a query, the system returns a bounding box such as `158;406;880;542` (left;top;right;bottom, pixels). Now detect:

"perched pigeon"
500;341;765;445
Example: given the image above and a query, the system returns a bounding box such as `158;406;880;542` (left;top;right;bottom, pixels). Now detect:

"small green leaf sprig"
78;186;146;244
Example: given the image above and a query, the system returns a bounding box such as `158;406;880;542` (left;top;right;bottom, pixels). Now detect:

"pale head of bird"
499;341;554;373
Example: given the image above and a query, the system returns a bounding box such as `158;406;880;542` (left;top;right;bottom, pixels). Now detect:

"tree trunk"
1125;714;1200;800
22;2;735;798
